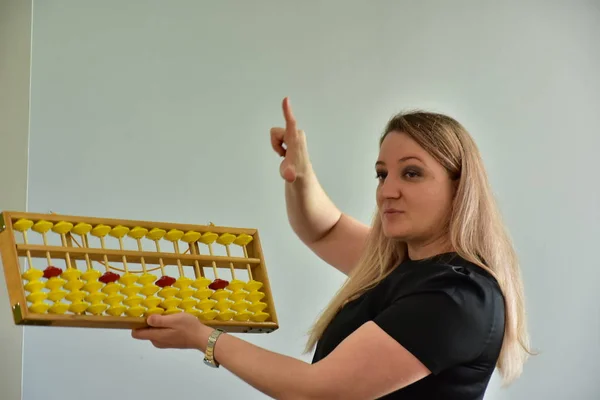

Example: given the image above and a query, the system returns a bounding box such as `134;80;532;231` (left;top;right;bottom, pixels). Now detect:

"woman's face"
375;131;456;246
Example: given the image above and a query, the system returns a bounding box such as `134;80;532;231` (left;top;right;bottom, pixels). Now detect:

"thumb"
280;157;297;182
147;314;169;327
282;164;297;182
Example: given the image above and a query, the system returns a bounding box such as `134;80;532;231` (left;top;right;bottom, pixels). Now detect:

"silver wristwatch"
203;328;225;368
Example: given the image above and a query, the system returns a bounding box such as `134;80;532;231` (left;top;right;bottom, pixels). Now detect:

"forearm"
199;327;317;399
285;165;342;245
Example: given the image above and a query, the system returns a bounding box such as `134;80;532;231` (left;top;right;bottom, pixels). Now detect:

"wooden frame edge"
0;211;29;324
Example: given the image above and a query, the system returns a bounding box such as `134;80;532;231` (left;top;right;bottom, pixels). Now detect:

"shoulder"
387;252;504;308
372;252;505;374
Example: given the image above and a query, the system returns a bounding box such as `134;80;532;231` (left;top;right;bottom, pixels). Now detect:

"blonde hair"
304;110;532;386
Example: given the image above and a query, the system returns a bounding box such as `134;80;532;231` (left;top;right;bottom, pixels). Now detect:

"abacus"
0;211;278;333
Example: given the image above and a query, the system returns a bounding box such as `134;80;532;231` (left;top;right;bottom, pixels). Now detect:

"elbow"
304;213;343;246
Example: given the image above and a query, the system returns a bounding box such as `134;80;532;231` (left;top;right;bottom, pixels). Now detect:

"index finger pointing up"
282;97;297;133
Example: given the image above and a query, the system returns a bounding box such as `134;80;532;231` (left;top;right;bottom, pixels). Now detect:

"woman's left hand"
131;313;211;351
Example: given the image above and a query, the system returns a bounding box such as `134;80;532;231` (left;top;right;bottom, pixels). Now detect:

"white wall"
0;1;32;399
8;1;600;399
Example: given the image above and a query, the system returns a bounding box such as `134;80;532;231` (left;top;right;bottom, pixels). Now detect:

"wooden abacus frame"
0;211;279;333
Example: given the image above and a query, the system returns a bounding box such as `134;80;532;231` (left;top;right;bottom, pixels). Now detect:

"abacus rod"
99;236;110;272
172;241;184;276
117;237;129;273
22;231;34;270
206;243;219;278
242;245;253;281
135;238;148;273
224;244;236;280
153;239;166;276
81;234;93;270
188;242;202;277
59;233;73;269
41;232;52;265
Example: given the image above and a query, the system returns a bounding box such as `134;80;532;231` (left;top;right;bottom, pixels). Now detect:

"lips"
383;209;403;214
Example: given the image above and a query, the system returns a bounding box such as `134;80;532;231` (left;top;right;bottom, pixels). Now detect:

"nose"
380;176;401;199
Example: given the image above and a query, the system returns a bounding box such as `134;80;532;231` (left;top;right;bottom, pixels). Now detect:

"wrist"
285;163;315;188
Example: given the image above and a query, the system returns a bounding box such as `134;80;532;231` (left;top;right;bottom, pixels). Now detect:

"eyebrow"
375;156;423;167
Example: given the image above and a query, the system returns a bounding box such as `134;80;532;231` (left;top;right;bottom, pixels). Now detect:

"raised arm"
271;98;370;275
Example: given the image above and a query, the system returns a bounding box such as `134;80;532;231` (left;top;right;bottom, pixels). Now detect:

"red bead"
43;266;62;279
99;271;120;284
156;276;176;287
209;278;229;290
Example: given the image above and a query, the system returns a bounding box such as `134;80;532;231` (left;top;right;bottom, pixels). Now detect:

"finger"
147;314;168;327
151;340;171;349
270;127;286;157
147;313;183;327
131;326;174;342
131;327;154;340
282;97;297;135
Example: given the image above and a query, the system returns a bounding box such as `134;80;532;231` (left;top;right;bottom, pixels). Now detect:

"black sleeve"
372;275;496;375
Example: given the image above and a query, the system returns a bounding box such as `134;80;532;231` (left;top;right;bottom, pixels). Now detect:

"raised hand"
270;97;310;183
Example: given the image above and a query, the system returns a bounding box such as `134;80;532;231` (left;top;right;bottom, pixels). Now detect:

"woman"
132;97;532;399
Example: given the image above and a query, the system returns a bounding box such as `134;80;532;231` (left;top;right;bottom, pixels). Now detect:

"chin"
381;222;411;239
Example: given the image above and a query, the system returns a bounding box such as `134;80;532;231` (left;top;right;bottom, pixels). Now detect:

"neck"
406;234;453;261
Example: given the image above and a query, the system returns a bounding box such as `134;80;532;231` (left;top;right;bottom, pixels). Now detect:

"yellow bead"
216;233;236;246
32;220;53;234
128;226;148;239
71;222;92;236
181;231;201;243
91;224;111;237
165;229;184;242
52;221;73;235
109;225;130;238
13;218;34;232
233;233;253;246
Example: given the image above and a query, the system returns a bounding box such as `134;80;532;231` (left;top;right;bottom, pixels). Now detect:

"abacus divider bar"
15;244;262;269
0;212;29;321
246;230;278;326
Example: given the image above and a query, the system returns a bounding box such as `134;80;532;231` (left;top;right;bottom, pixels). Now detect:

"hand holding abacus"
131;313;211;351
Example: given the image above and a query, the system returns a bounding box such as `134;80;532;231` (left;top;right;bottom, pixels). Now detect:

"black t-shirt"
311;252;505;399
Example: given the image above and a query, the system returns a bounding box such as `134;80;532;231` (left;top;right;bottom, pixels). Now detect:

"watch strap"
203;328;224;368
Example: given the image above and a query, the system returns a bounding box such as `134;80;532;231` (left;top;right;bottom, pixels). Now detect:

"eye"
375;170;387;182
403;167;422;179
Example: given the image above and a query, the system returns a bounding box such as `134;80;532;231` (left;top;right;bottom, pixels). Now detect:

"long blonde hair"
304;110;532;386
